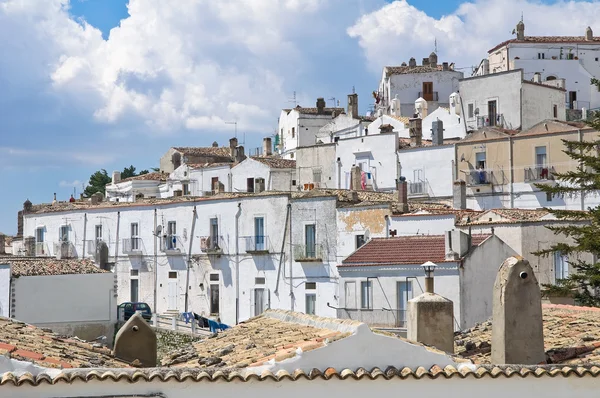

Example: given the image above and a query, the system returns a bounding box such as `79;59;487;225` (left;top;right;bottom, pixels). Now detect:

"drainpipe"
579;129;585;210
115;212;120;265
274;203;291;294
337;159;342;189
153;208;158;314
509;136;515;208
289;203;294;312
184;206;197;313
82;213;87;258
235;203;242;324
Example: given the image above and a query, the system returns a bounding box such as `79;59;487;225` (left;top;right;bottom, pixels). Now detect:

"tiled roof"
162;310;359;368
3;364;600;386
173;146;233;159
522;80;566;92
187;162;233;169
293;106;345;116
0;257;108;277
460;127;520;142
0;316;128;369
489;36;600;53
385;65;454;75
456;208;590;226
456;304;600;365
398;137;462;149
119;172;169;183
340;234;491;267
250;157;296;169
516;120;591;136
388;115;410;125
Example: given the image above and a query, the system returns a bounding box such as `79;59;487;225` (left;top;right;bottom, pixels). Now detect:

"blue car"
118;302;152;322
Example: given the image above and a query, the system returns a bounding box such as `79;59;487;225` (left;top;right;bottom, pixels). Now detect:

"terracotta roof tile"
340;234;491;267
187;162;232;169
120;172;169;183
250;157;296;169
457;208;589;226
0;257;108;277
0;317;128;369
173;146;233;159
489;36;600;53
456;304;600;365
293;106;345;116
385;65;455;75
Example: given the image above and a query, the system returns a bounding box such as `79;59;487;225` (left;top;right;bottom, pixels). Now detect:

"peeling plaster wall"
336;206;390;260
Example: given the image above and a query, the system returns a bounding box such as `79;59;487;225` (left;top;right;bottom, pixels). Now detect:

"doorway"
397;281;413;328
168;272;178;310
254;288;265;316
487;100;497;126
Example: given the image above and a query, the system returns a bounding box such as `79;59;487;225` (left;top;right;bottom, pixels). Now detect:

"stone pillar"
397;179;408;213
407;293;454;353
114;313;157;367
350;166;361;190
453;180;466;210
491;256;545;365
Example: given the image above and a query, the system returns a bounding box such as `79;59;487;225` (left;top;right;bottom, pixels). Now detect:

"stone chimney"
533;72;541;83
0;234;5;255
114;313;157;367
408;57;417;67
442;62;449;71
263;137;272;156
229;137;238;159
453;180;466;210
431;119;444;146
112;171;121;185
236;146;245;163
212;141;219;147
586;26;593;41
379;124;394;134
409;118;422;147
422;57;430;66
491;256;545;364
24;236;35;256
397;177;408;213
316;97;326;115
350;165;361;190
347;93;359;119
445;229;470;259
516;20;525;40
429;52;438;68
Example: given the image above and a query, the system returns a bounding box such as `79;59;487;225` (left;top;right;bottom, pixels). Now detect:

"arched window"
546;76;557;81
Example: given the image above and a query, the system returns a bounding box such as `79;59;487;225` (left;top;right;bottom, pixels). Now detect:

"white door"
168;280;178;310
254;289;265;316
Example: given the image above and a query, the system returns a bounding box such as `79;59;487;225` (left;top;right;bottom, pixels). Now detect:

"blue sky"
1;0;599;235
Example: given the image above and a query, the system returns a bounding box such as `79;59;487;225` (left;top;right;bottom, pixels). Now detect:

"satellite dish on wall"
154;225;162;237
365;229;371;241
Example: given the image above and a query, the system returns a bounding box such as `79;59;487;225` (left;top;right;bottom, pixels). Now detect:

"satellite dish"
365;229;371;241
155;225;162;236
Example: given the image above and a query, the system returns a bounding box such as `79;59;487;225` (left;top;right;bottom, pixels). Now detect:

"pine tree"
535;80;600;306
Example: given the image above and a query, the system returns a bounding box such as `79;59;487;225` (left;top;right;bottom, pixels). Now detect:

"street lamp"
421;261;437;293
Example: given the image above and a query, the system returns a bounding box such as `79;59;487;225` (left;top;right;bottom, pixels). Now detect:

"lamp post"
421;261;437;293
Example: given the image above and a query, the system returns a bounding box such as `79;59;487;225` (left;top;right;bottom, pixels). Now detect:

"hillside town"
3;18;600;397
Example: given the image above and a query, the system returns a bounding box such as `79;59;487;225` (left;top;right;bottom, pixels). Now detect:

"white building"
105;172;168;202
459;69;566;131
474;21;600;113
377;53;464;118
296;143;337;189
231;157;296;193
337;230;517;330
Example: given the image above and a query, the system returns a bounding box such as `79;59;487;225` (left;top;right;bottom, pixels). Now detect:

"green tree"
83;166;151;197
534;80;600;306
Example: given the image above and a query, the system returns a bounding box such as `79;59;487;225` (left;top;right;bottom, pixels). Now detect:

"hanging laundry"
194;313;209;328
361;171;366;190
181;312;193;324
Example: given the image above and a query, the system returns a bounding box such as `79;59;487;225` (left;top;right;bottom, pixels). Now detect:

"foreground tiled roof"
385;65;454;75
456;304;600;365
0;257;108;277
456;208;590;226
119;172;169;183
4;364;600;386
340;234;491;267
173;146;233;159
162;310;358;368
489;35;600;53
0;317;128;369
251;157;296;169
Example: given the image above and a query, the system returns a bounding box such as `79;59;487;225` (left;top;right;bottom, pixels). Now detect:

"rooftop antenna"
521;12;523;22
287;91;297;107
434;38;438;53
225;121;238;138
328;97;336;108
352;86;356;94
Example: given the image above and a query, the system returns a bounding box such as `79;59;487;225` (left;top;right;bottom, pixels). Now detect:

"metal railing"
466;169;493;186
161;235;185;254
53;241;75;259
418;91;439;101
200;235;225;254
86;239;109;254
524;165;556;182
337;308;408;329
35;242;50;257
476;113;505;128
408;181;427;196
293;244;324;262
122;238;143;254
242;235;271;253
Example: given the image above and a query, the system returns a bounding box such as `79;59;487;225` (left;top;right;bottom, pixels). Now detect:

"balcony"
161;235;184;255
476;114;505;129
524;165;556;184
200;235;224;255
408;181;428;197
35;242;50;257
337;308;407;329
293;244;324;262
53;241;75;259
242;235;271;254
418;91;439;101
122;238;143;255
465;169;493;186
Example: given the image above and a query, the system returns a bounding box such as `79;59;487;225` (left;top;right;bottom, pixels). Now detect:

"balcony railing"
161;235;184;254
465;169;493;186
53;241;75;259
293;244;324;262
408;181;427;196
242;236;271;254
122;238;143;255
476;113;505;128
524;165;556;182
35;242;50;257
337;308;407;329
200;235;225;255
418;91;439;101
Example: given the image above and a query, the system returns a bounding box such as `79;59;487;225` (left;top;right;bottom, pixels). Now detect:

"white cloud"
0;146;115;167
59;179;83;188
348;0;600;73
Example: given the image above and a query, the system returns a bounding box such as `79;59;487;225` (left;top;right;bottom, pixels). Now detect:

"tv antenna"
225;121;238;138
328;97;337;108
287;91;297;107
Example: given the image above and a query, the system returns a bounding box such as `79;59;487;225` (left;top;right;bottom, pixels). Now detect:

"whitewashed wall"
388;214;457;237
521;83;566;130
231;159;271;193
398;145;455;199
296;144;337;189
0;265;9;317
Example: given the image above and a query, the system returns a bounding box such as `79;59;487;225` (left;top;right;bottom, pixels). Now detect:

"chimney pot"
397;178;408;212
409;118;423;147
316;97;326;114
263;137;272;156
347;93;359;119
453;180;466;210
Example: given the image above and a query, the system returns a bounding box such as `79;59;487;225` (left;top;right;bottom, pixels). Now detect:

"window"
210;274;220;281
95;225;102;240
487;100;497;126
182;183;190;195
553;104;558;118
356;234;366;249
345;281;357;309
210;283;220;315
130;279;139;302
130;223;139;251
305;224;316;258
361;281;373;309
254;288;265;316
422;82;433;101
596;57;599;62
130;269;139;276
59;225;69;242
475;152;486;169
305;282;316;290
292;180;297;186
546;192;553;202
546;76;557;81
247;178;255;193
312;168;322;183
467;103;474;119
538;53;545;59
167;221;177;250
35;227;44;243
210;218;219;248
290;153;294;159
291;127;295;138
305;293;316;315
169;271;177;279
254;217;265;251
554;251;569;281
535;146;547;167
255;277;265;285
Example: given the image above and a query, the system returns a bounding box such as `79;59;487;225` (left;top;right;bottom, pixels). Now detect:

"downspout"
509;136;514;208
115;212;120;265
337;159;342;189
274;203;291;294
153;208;158;314
579;129;585;210
289;202;294;312
458;93;468;137
82;213;87;258
184;206;197;313
235;203;242;324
